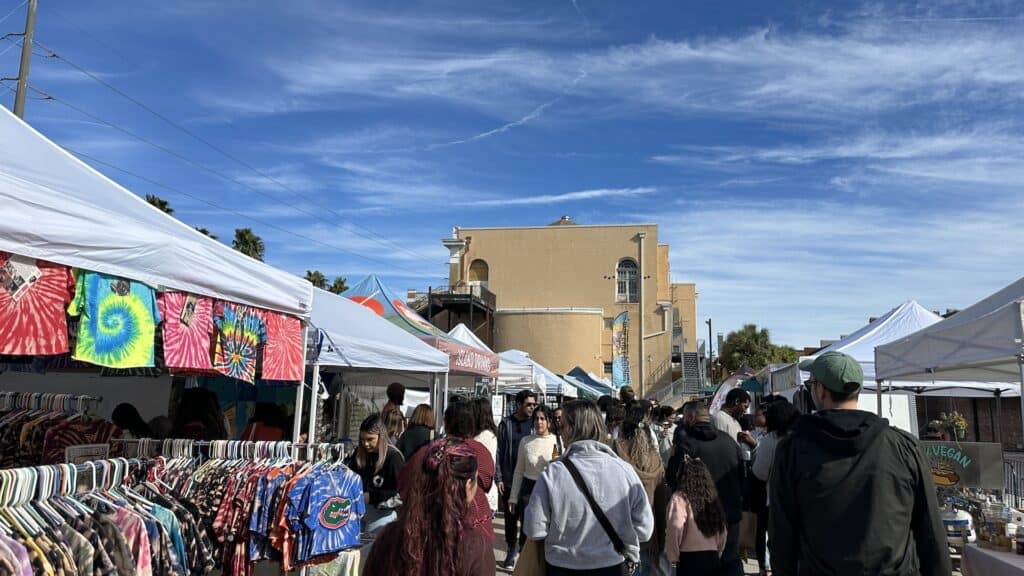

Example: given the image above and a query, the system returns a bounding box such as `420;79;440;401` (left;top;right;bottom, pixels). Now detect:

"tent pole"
995;391;1003;444
307;362;320;461
1018;352;1024;449
876;379;882;417
293;325;311;457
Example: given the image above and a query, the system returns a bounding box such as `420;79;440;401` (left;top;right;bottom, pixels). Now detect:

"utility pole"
637;231;646;399
706;318;713;385
12;0;38;118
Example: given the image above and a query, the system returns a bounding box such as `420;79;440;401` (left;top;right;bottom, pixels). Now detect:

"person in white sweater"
472;397;500;514
510;404;558;549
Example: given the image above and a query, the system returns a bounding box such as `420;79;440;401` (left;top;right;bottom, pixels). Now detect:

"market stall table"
963;545;1024;576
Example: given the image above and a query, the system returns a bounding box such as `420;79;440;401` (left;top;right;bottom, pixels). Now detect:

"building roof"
456;222;657;232
549;215;578;226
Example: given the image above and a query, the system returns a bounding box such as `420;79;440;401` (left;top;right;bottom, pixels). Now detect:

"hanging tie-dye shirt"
157;292;215;372
67;270;160;368
261;311;304;381
213;302;267;384
0;252;76;355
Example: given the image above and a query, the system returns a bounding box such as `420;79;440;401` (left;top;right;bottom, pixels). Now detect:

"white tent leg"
293;325;310;458
307;362;320;460
1018;355;1024;447
876;379;883;417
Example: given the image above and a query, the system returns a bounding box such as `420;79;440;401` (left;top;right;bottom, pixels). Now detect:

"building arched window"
468;259;489;288
616;258;638;303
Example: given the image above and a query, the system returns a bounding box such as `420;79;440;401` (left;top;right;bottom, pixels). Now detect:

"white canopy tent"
446;324;542;395
0;105;312;317
498;349;577;398
876;277;1024;439
307;288;450;435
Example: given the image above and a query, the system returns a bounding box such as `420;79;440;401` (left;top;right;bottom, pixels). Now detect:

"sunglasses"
524;402;538;408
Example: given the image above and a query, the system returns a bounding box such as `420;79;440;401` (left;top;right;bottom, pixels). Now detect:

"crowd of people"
357;350;953;576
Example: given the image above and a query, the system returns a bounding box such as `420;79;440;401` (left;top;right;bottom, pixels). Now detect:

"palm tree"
146;194;174;215
328;277;348;294
195;227;218;240
305;270;328;289
232;228;265;261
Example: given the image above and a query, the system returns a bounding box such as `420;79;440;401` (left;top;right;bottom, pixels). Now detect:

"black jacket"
396;424;432;461
769;409;951;576
667;421;744;524
497;413;533;486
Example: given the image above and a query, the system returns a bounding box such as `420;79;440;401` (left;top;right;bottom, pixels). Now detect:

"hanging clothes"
157;292;216;373
0;251;77;355
0;394;121;467
67;270;161;368
259;311;304;381
212;302;266;384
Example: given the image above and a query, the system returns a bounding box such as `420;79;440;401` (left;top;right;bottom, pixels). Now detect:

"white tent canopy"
446;324;541;394
498;349;577;398
0;105;312;317
772;301;1015;397
876;278;1024;383
312;288;449;373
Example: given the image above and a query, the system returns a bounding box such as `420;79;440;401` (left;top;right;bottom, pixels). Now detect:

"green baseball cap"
799;351;863;394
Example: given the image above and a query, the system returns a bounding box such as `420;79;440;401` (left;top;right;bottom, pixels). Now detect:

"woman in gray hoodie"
524;400;655;575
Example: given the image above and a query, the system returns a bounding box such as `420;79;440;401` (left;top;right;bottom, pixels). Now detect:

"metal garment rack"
109;437;352;461
0;391;103;413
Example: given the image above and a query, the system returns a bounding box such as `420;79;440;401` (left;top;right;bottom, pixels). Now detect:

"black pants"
676;551;721;576
500;490;520;548
756;505;769;572
517;478;537;547
547;562;624;575
719;521;743;576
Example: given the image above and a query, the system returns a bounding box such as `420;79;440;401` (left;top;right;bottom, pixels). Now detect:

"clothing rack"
110;437;352;461
0;456;153;506
0;391;102;413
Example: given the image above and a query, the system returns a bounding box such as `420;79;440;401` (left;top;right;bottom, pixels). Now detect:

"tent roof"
446;325;537;392
344;275;499;377
0;105;312;317
566;367;615;397
498;349;577;397
876;277;1024;383
771;300;1013;396
310;288;449;373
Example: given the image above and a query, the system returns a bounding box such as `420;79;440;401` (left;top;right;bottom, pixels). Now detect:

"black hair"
765;398;801;434
387;382;406;404
251;402;287;429
658;405;676;421
619;387;636;405
826;387;859;403
171;388;227;440
515;390;537;405
471;397;498;436
725;388;751;405
532;405;554;431
675;457;727;539
444;401;478;438
605;402;625;428
112;403;152;439
737;414;754;432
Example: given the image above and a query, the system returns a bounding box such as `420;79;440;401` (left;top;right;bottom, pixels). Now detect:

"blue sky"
2;0;1023;348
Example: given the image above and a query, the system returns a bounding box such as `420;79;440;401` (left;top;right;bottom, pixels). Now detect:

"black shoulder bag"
562;458;639;576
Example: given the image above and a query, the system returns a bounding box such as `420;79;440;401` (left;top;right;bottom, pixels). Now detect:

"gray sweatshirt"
523;440;655;570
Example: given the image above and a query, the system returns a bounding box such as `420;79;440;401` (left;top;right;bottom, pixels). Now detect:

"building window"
616;258;638;303
468;259;489;288
603;362;613;375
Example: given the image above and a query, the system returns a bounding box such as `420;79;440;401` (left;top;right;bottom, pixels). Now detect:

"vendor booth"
447;323;539;395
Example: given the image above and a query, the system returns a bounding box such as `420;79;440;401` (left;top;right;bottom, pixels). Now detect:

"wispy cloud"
465;187;654;207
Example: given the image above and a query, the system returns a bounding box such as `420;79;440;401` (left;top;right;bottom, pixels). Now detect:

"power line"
0;1;27;27
60;147;439;279
32;39;437;265
13;83;440;279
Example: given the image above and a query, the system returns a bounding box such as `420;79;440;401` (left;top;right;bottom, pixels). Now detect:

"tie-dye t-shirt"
288;467;364;560
67;270;160;368
261;311;304;381
0;252;76;355
213;302;267;384
157;292;215;372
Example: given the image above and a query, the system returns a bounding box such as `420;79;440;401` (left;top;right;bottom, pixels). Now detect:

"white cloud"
655;196;1024;348
464;187;655;207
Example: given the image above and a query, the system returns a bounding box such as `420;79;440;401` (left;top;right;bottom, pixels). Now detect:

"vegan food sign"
920;442;1003;490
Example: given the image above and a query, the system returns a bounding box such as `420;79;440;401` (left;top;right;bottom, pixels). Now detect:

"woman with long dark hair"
397;404;434;461
613;404;672;575
364;438;496;576
751;398;801;576
346;413;405;535
509;404;558;548
471;397;500;515
665;456;728;576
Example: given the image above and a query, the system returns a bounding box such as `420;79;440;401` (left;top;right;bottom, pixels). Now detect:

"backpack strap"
562;457;627;558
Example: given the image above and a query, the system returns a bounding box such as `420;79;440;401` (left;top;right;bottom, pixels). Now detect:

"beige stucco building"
441;218;698;397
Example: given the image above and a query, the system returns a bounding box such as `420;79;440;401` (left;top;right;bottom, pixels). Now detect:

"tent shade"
345;276;499;377
310;288;448;373
776;301;1011;397
876;278;1024;383
566;367;615;397
498;349;577;397
0;106;312;317
447;325;540;394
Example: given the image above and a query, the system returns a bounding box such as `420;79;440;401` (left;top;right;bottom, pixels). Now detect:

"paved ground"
491;516;761;575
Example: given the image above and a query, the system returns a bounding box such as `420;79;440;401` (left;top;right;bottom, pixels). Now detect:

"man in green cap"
768;351;950;576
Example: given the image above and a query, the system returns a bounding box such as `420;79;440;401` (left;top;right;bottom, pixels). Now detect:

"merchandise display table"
963;544;1024;576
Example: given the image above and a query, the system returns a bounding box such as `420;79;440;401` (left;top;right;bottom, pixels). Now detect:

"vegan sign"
920;441;1003;490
